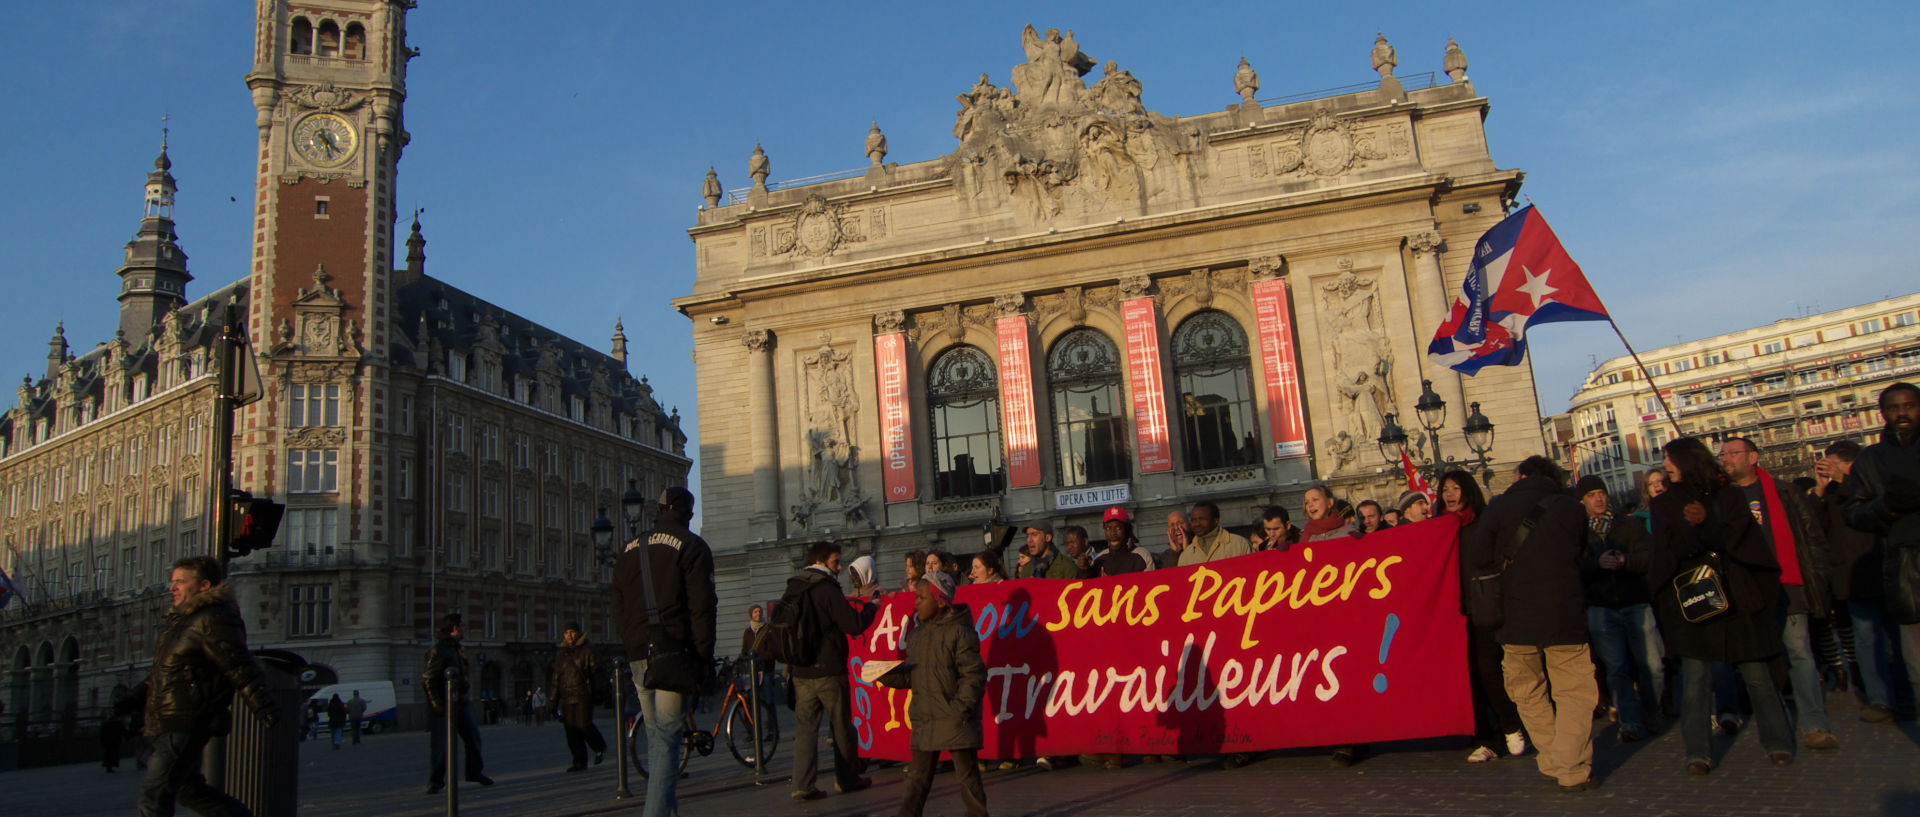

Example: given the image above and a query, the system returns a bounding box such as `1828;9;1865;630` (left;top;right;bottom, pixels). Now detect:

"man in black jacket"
785;541;879;801
1467;456;1598;792
138;555;278;817
1720;436;1838;750
1575;475;1661;742
1846;382;1920;718
424;613;490;792
1819;440;1899;723
612;487;716;817
551;623;607;772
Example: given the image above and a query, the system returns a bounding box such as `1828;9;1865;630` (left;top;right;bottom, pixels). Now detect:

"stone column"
1407;231;1466;438
743;329;781;535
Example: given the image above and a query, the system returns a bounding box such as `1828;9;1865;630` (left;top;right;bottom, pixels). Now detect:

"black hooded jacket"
612;518;718;664
144;582;275;736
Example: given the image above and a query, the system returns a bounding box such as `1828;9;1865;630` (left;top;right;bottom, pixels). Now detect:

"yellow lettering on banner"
1305;564;1341;605
1336;558;1380;601
1045;581;1084;632
1139;585;1169;625
883;686;905;732
1182;566;1222;622
1209;576;1248;619
1368;556;1403;599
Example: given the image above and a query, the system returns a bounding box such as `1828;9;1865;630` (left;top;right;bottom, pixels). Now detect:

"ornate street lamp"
1463;402;1496;459
1378;383;1499;483
1376;412;1409;464
1414;379;1447;435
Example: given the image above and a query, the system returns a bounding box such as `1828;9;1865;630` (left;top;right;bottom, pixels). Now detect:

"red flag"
1402;449;1435;504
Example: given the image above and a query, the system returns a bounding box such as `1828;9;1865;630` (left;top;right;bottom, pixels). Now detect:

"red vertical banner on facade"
996;316;1042;488
1123;297;1173;473
1252;278;1309;458
874;332;917;502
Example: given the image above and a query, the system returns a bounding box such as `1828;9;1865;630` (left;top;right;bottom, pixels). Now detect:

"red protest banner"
848;517;1471;760
874;332;916;502
1122;297;1172;473
997;315;1042;488
1251;277;1308;458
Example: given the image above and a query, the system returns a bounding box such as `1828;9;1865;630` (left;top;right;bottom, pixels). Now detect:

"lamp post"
1377;379;1498;484
592;479;652;567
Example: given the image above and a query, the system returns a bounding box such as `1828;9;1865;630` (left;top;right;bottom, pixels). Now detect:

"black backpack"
763;584;820;666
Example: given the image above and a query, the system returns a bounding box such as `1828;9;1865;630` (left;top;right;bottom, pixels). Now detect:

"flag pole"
1606;318;1682;436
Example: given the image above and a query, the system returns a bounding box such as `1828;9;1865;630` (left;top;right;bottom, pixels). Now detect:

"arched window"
290;18;313;55
317;20;341;57
927;345;1004;499
343;23;367;60
1171;311;1261;470
1047;328;1129;486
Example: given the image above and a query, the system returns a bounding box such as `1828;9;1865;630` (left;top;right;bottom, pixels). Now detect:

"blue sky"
3;0;1915;475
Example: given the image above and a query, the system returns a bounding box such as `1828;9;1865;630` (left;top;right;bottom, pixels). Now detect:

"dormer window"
514;378;533;404
570;396;586;422
447;352;468;382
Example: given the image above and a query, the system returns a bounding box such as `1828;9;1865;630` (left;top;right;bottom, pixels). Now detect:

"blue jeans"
139;730;252;817
1680;657;1793;765
1848;600;1897;709
427;702;485;786
1587;604;1662;729
631;660;686;817
1781;610;1832;732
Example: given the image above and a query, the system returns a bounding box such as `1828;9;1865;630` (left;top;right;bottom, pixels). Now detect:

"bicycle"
626;657;781;779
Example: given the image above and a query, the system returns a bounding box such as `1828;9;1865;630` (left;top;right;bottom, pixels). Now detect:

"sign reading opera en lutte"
874;331;916;502
846;517;1473;760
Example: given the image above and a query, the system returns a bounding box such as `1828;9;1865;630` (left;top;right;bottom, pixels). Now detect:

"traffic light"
228;490;287;558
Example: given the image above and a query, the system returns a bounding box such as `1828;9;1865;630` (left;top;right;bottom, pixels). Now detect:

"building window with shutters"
927;345;1005;499
1047;328;1130;487
1172;311;1261;471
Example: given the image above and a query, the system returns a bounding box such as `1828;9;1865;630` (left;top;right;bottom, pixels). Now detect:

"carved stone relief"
769;195;867;258
287;427;347;448
1317;270;1396;471
795;332;866;529
872;311;906;335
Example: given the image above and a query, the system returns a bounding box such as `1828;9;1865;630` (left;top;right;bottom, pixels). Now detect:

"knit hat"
1103;506;1131;524
921;569;957;602
1395;490;1429;512
1574;475;1608;498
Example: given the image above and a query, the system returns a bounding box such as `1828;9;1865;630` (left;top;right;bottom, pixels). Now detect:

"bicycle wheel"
630;712;699;779
724;695;778;768
627;718;650;779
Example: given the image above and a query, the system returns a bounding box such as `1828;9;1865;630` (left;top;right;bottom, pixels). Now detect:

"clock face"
292;113;357;166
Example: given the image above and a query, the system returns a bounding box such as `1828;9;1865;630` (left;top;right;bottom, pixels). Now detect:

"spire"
119;129;193;342
611;317;628;366
405;208;427;274
46;323;68;381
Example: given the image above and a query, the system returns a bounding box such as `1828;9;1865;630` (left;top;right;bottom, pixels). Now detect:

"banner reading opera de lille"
1121;297;1173;473
874;331;916;502
996;315;1042;488
1250;278;1309;458
846;517;1472;760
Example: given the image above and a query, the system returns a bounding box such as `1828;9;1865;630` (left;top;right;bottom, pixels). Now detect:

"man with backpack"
778;541;879;800
1467;456;1597;792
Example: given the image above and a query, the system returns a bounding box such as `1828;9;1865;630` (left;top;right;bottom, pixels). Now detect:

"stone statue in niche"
801;332;862;510
1320;271;1396;459
1234;57;1260;105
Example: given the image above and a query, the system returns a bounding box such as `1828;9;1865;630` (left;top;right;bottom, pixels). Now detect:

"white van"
306;681;398;734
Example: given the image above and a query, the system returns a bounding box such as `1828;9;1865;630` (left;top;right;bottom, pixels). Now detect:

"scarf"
748;620;765;633
1302;515;1346;538
1588;510;1613;540
1754;466;1804;586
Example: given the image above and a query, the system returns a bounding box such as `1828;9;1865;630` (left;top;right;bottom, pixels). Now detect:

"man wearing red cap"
1094;507;1154;575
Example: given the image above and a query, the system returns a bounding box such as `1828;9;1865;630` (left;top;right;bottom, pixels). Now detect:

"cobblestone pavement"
7;695;1917;817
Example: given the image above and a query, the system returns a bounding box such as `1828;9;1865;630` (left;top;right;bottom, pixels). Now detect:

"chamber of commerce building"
1;0;687;756
676;28;1550;636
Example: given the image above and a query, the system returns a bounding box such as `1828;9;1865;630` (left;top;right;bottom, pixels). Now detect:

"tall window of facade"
1047;328;1130;486
927;345;1004;499
290;384;340;427
288;449;339;493
1171;311;1261;471
287;584;332;637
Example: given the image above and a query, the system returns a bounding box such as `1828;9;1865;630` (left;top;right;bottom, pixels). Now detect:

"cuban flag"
1428;205;1610;375
0;564;20;611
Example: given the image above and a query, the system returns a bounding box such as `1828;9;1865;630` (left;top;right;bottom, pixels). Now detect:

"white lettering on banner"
1054;483;1132;511
874;332;917;501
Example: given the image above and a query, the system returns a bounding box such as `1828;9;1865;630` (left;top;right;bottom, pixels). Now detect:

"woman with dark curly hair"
1647;437;1793;774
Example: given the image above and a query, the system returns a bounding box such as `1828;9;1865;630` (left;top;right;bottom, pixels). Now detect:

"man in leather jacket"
137;555;278;817
424;613;491;792
551;622;607;771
